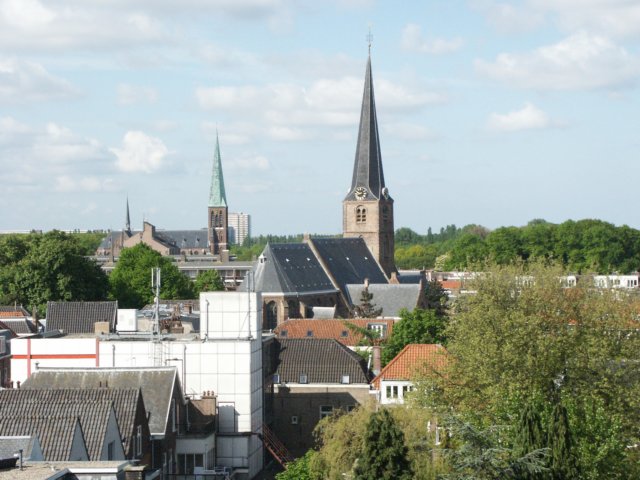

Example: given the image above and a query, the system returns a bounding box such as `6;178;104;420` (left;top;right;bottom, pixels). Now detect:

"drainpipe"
204;299;209;342
112;344;116;367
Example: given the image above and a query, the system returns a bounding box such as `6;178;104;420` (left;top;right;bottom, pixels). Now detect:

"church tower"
208;132;228;255
343;53;395;277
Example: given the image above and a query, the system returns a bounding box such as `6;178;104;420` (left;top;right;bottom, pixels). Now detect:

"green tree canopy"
0;231;108;315
193;269;224;294
109;244;194;308
354;408;413;480
382;308;448;365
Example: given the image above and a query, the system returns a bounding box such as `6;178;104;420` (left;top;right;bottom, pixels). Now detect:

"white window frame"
299;374;308;384
319;405;333;419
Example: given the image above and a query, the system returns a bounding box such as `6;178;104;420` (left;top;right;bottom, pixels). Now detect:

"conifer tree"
513;402;547;479
548;402;579;480
353;286;383;318
354;408;412;480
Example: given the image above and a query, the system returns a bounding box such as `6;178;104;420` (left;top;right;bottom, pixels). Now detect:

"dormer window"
306;330;313;337
299;374;308;384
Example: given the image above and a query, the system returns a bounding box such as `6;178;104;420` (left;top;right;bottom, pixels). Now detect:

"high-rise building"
228;212;251;246
342;53;395;277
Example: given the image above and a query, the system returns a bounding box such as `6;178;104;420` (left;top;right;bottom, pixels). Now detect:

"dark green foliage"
352;287;382;318
425;279;448;317
71;231;109;255
548;402;579;480
0;231;109;315
354;408;413;480
513;402;547;480
382;308;447;365
193;269;224;294
109;244;194;308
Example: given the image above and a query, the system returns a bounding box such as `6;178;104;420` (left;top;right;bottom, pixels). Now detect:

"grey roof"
23;367;179;435
275;338;371;384
20;384;141;455
0;416;82;461
243;243;337;295
0;389;115;461
344;55;388;202
0;319;35;335
99;229;209;250
309;238;388;291
46;301;117;334
345;283;422;318
0;436;39;460
309;306;337;319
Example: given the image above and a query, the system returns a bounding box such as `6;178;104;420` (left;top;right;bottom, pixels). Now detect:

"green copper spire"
208;132;227;207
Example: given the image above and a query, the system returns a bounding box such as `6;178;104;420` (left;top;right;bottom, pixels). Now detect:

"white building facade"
228;212;251;246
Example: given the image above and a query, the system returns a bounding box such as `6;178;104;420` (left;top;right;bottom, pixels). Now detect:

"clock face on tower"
354;186;367;200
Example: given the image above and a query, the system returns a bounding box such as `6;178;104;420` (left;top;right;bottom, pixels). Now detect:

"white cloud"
475;32;640;90
228;155;270;171
383;122;438;141
54;175;115;192
117;83;158;105
0;58;77;103
401;23;463;54
486;102;556;132
471;1;545;33
110;131;171;173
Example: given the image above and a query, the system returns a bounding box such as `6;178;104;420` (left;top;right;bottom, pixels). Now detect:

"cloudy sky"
1;0;640;235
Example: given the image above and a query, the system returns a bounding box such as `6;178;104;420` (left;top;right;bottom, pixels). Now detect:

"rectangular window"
367;323;387;338
299;374;308;384
319;406;333;419
291;416;299;425
171;399;177;432
273;374;281;384
107;441;114;460
0;337;6;355
341;375;350;384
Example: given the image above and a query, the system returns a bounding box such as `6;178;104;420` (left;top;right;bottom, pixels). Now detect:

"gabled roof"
0;306;30;316
20;385;142;455
46;301;117;334
0;416;83;461
0;389;116;461
0;319;35;335
372;344;448;389
274;319;394;346
345;283;422;318
344;55;388;202
98;229;209;250
24;367;180;436
275;338;371;384
308;237;388;291
244;243;337;295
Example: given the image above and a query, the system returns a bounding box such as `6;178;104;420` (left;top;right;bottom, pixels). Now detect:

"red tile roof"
372;344;448;389
274;319;395;345
440;280;461;290
0;311;26;318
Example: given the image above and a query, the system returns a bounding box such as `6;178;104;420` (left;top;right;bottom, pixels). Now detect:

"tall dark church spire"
208;131;229;255
125;197;131;235
343;52;395;277
344;53;388;203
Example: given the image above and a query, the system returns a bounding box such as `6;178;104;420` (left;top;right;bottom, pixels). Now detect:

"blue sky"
1;0;640;235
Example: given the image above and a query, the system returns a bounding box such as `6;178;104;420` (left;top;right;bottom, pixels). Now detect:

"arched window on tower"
356;206;367;223
382;205;389;223
265;301;278;330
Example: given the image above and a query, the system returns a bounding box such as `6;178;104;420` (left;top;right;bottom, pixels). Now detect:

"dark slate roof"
23;367;179;435
0;416;81;461
20;384;141;455
0;389;114;461
98;229;209;250
0;320;33;336
345;284;421;318
0;436;39;460
242;243;337;295
344;55;388;202
46;301;117;334
275;338;371;384
308;238;387;291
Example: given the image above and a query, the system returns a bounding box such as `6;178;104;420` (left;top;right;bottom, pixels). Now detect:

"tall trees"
193;270;224;294
0;232;108;314
416;262;640;477
109;244;194;308
354;408;413;480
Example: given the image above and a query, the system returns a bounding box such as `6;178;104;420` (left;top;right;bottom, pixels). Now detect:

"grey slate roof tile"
275;338;371;384
23;367;178;436
345;283;421;318
0;436;39;460
0;390;116;461
0;416;81;461
309;237;388;291
46;301;117;334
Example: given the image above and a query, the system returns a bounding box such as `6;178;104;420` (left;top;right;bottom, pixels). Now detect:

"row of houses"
0;298;445;478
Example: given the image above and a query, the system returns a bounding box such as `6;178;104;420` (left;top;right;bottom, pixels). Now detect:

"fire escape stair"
261;423;294;468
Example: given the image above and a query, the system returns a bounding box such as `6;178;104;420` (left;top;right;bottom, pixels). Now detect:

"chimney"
389;271;399;284
372;346;381;376
364;278;369;288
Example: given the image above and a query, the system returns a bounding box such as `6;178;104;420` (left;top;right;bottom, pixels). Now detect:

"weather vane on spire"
366;27;373;55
